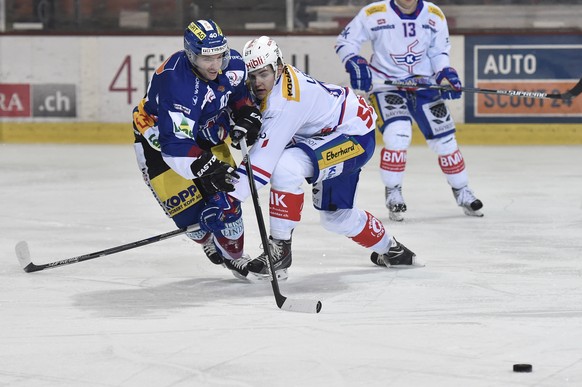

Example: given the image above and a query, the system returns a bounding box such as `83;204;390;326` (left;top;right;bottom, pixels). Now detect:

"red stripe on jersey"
251;163;271;179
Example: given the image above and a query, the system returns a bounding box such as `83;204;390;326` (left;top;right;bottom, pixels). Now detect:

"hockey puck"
513;364;532;373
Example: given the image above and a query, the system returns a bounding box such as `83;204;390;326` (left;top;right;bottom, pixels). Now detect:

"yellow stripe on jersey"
282;65;301;102
428;5;445;20
365;4;387;16
259;97;268;113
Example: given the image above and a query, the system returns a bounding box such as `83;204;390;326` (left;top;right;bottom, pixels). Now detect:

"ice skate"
202;237;224;265
385;185;407;221
452;186;483;217
247;237;292;281
371;238;424;267
223;254;255;280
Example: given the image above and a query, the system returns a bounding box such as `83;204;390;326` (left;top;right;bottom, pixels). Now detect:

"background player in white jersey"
132;20;261;279
336;0;483;221
226;36;422;279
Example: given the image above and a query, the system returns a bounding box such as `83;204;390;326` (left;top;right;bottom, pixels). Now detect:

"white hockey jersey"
336;0;452;82
230;64;376;202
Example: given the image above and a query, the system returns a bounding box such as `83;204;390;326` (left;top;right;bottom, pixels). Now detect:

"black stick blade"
562;78;582;100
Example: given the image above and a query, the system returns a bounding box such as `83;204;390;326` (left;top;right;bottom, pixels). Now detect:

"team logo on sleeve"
339;26;350;39
226;70;244;86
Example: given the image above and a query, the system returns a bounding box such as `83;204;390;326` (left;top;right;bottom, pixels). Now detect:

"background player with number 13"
336;0;483;221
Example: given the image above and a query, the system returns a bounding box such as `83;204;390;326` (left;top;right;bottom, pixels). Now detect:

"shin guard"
349;211;391;252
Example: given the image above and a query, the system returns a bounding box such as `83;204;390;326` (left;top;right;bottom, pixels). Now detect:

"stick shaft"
18;227;192;273
239;139;322;313
381;78;582;100
240;139;287;308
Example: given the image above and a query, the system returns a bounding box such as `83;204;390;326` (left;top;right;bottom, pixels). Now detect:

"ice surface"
1;143;581;386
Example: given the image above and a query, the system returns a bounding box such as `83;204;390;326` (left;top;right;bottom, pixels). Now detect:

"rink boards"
1;34;580;144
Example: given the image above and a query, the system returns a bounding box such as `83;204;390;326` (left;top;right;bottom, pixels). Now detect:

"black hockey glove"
231;105;262;149
190;152;240;196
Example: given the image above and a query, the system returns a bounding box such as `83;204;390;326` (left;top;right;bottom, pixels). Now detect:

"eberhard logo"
319;141;364;168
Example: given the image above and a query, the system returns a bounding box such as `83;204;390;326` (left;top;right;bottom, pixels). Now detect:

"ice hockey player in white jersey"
225;36;423;279
336;0;483;221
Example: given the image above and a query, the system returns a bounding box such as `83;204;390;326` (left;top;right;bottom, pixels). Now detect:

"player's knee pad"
319;208;364;236
426;133;458;155
270;148;312;192
380;120;412;173
382;119;413;149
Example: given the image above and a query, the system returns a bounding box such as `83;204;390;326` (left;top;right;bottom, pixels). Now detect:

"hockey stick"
239;138;322;313
379;77;582;100
15;226;195;273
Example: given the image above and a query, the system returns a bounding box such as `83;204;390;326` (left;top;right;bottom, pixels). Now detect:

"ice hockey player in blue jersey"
132;19;262;279
336;0;483;221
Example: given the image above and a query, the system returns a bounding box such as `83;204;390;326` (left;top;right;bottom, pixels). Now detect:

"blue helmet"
184;19;230;70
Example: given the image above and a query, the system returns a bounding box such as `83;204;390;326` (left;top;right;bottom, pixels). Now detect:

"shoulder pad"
365;3;387;16
155;51;183;75
427;5;445;21
225;49;245;72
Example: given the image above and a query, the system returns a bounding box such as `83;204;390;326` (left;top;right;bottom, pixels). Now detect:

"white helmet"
242;36;284;74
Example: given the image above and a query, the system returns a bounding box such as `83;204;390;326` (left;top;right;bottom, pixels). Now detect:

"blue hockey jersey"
133;48;252;180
